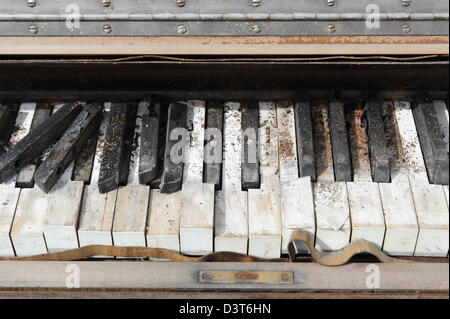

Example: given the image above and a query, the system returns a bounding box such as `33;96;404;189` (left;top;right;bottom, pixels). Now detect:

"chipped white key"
312;103;350;251
346;105;385;248
180;101;215;255
248;102;282;258
0;103;36;257
78;104;116;247
379;101;418;256
394;101;448;257
277;101;315;254
112;103;150;247
214;102;248;254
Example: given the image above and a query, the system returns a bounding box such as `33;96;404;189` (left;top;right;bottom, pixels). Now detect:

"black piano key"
98;103;129;194
71;135;97;184
294;98;316;182
0;104;19;156
150;101;169;189
329;101;352;181
16;103;53;188
413;93;449;185
0;103;83;184
118;103;138;186
139;101;160;185
35;104;103;193
241;101;260;190
203;101;223;189
160;102;187;193
364;97;391;183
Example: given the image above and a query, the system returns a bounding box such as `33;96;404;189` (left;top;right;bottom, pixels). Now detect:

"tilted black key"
0;104;19;156
203;101;223;189
241;101;260;190
118;104;137;186
0;103;83;184
71;135;97;184
139;101;160;185
16;103;53;188
98;103;129;194
294;98;316;182
413;93;449;185
160;102;187;194
35;104;103;193
364;97;390;183
329;101;352;181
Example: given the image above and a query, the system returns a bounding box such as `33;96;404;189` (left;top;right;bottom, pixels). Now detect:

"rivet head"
103;24;112;33
201;272;213;280
102;0;111;7
401;0;411;7
327;0;336;7
402;24;412;33
327;24;336;33
252;0;261;7
177;0;185;7
28;25;38;34
252;25;262;33
177;24;187;34
27;0;36;7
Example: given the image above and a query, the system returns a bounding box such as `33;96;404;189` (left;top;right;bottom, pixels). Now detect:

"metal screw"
102;0;111;7
327;24;336;33
27;0;36;7
177;0;185;7
402;24;412;33
29;25;38;34
401;0;411;7
252;0;261;7
327;0;336;7
201;272;213;281
103;24;112;33
177;24;187;34
252;25;261;33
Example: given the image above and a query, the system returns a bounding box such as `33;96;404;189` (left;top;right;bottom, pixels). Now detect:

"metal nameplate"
0;0;448;36
199;270;294;284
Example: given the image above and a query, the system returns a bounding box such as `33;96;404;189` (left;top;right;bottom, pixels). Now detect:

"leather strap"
0;230;409;265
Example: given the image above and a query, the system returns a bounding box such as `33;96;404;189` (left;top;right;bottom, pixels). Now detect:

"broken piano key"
35;104;103;193
98;103;135;194
160;102;187;194
139;101;160;185
0;102;83;184
413;92;449;185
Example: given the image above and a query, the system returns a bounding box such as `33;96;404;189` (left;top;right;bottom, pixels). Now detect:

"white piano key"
394;101;448;257
78;105;116;247
248;102;282;258
214;102;248;254
2;103;39;257
276;101;315;254
312;103;350;251
346;104;385;248
11;187;49;257
146;189;181;252
113;103;150;247
43;163;83;252
180;100;215;255
379;101;418;256
347;182;385;248
444;186;449;208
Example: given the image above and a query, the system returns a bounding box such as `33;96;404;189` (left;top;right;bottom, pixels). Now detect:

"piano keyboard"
0;97;448;258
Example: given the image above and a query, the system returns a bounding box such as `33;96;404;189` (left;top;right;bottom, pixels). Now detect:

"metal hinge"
0;0;448;36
